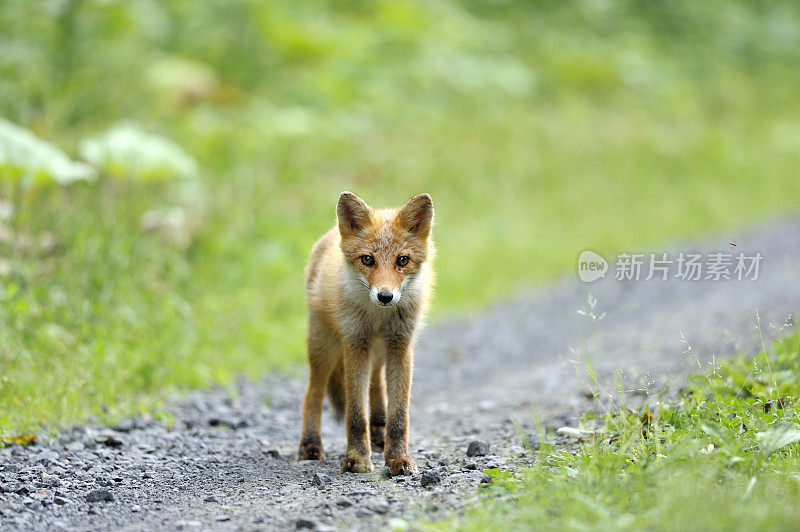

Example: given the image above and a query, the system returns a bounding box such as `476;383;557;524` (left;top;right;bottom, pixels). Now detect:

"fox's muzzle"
370;286;401;306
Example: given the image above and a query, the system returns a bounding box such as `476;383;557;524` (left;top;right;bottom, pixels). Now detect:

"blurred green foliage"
0;119;94;184
2;0;800;433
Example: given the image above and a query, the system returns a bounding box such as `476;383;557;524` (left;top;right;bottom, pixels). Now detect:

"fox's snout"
369;286;401;307
377;291;393;304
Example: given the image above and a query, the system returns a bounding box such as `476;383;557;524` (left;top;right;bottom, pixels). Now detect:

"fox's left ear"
396;193;434;240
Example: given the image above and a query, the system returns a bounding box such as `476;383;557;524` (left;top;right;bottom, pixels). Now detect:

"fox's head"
337;191;434;307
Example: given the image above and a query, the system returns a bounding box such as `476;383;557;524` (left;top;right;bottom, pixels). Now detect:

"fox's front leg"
298;320;337;461
342;344;374;473
385;344;416;476
369;360;387;450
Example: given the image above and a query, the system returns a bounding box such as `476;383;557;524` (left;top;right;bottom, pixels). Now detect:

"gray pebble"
312;472;331;487
420;470;442;488
334;497;353;508
84;489;114;503
370;501;390;515
466;441;490;457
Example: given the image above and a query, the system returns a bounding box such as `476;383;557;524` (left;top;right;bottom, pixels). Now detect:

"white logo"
578;250;608;283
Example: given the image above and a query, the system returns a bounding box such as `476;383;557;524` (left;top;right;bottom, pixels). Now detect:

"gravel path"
2;215;799;531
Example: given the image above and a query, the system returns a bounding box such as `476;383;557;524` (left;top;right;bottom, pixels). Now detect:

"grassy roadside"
3;1;800;435
446;331;800;531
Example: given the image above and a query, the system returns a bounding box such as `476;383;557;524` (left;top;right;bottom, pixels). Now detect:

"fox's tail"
326;357;346;421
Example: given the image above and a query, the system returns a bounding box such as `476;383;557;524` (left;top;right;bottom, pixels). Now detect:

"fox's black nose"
377;291;393;304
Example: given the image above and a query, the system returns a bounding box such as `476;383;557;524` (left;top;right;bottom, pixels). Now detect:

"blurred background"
2;0;800;435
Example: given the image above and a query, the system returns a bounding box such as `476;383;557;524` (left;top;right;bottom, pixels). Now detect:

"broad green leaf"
79;123;198;181
556;426;596;438
757;421;800;457
701;422;737;448
0;119;95;184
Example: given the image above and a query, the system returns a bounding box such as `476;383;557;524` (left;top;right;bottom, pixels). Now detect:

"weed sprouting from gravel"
573;294;616;417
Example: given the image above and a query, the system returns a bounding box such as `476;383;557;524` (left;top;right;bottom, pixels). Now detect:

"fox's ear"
337;191;372;238
396;193;434;240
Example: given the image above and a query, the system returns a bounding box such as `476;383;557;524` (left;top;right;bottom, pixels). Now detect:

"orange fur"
298;192;434;475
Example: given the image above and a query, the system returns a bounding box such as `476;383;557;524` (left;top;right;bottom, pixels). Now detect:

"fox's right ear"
337;191;372;239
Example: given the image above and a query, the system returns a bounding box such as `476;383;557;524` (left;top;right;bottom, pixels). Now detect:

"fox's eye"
360;255;375;266
396;255;410;267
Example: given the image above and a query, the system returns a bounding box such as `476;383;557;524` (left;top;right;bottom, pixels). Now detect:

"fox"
297;191;434;475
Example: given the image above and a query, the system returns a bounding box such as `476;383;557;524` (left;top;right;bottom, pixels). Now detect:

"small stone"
53;496;69;505
356;508;372;517
479;474;493;485
0;499;16;512
95;434;124;448
176;520;202;529
466;440;490;457
131;504;141;512
114;420;134;433
370;501;390;515
295;518;316;529
85;489;114;503
312;472;331;487
66;442;85;452
420;470;442;488
462;459;477;470
335;497;353;508
263;449;281;459
208;417;248;429
204;495;218;503
215;514;231;522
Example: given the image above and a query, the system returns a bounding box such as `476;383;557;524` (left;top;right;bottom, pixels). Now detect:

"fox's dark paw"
298;441;325;461
370;424;385;451
386;455;416;476
341;450;373;473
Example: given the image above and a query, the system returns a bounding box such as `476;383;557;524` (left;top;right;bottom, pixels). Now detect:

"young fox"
297;191;434;475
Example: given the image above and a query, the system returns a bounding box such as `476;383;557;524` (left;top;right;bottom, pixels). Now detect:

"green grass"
444;332;800;531
3;0;800;434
